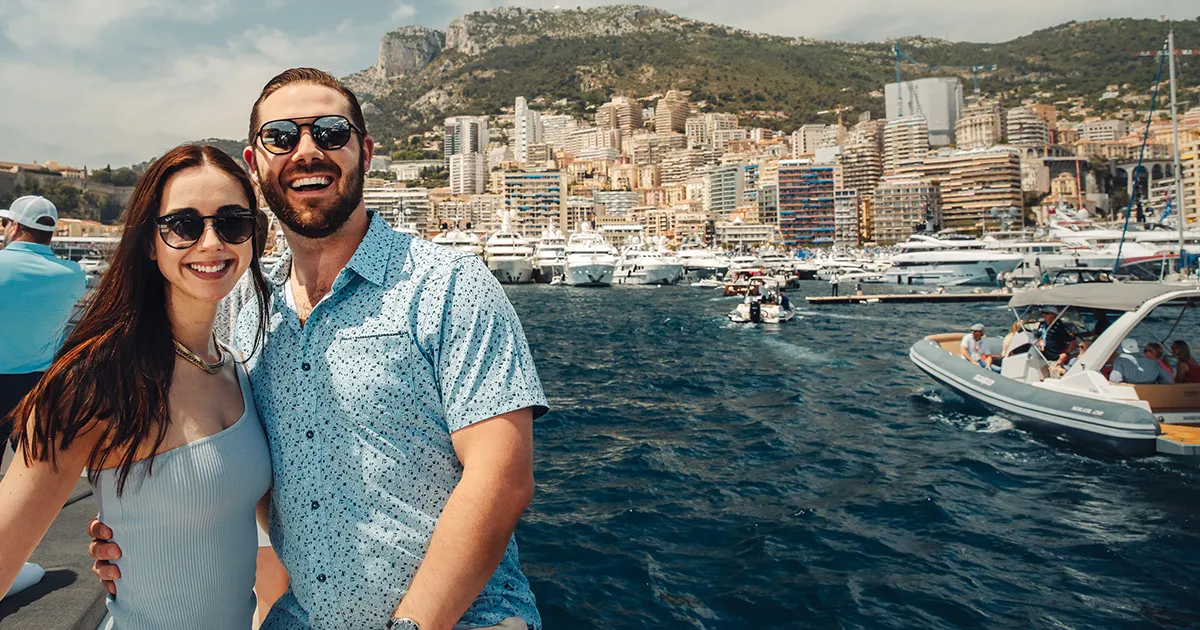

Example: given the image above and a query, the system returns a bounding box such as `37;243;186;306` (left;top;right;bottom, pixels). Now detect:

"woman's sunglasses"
154;211;256;249
256;115;361;155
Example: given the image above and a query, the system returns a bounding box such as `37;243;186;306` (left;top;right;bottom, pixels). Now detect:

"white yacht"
756;247;792;273
484;211;535;284
563;223;617;287
614;239;684;285
675;243;730;280
532;229;567;283
883;234;1021;286
431;225;484;258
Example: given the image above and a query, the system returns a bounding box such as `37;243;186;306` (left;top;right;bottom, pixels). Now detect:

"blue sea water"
505;282;1200;629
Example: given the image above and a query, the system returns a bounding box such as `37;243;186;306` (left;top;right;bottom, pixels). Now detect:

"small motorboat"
728;301;795;324
909;283;1200;458
727;278;794;323
691;278;724;288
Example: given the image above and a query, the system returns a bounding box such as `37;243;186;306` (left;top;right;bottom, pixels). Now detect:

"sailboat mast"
1168;29;1187;265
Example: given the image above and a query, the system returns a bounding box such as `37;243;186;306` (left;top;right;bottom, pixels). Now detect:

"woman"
1001;320;1025;358
0;145;273;629
1171;340;1200;384
1144;342;1174;380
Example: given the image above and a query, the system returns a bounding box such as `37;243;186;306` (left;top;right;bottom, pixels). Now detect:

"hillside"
343;6;1199;148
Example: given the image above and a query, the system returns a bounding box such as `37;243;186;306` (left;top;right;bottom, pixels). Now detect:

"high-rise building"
833;189;860;247
364;187;432;235
540;114;580;149
685;113;739;149
593;190;641;218
840;142;883;204
883;117;929;173
757;182;779;225
513;97;543;163
630;132;687;166
564;127;621;158
654;90;689;134
871;176;940;244
660;148;706;185
701;164;745;221
443;116;489;166
564;196;596;232
1005;107;1050;147
596;96;644;132
502;171;566;235
791;124;839;157
449;153;486;195
913;148;1022;232
1079;119;1128;143
884;77;963;146
777;160;842;246
954;101;1003;150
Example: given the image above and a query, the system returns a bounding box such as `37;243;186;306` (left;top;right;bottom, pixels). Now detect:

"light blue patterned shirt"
237;213;548;630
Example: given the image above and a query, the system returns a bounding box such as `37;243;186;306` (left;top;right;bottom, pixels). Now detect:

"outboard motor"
749;301;762;323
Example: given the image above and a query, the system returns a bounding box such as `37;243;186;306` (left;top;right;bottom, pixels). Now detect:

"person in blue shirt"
89;68;547;630
0;196;86;465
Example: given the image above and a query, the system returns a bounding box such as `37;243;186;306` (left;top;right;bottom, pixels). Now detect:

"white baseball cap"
1121;338;1139;354
0;195;58;231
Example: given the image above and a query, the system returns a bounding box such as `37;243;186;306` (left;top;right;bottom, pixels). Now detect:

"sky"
1;0;1195;168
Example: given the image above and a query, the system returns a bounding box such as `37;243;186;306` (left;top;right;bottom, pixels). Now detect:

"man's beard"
259;154;364;239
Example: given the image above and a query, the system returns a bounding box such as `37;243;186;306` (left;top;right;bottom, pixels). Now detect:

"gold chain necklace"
173;334;226;375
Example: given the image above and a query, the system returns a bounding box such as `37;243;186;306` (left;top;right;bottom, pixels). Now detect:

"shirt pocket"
327;318;423;414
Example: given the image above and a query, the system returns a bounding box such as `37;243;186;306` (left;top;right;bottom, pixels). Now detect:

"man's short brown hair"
247;68;368;147
15;222;53;245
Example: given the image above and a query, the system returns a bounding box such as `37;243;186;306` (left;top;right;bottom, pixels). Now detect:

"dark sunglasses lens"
261;121;300;153
164;216;205;247
313;117;352;150
215;215;256;244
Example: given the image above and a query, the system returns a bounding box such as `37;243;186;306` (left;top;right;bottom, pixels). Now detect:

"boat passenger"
1110;339;1173;385
1170;340;1200;384
1001;320;1025;357
961;323;992;369
1036;307;1077;367
779;290;791;311
1144;342;1174;379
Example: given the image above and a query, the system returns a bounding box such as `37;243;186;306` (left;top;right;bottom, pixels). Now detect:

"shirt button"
301;362;311;371
311;500;320;510
317;574;326;583
306;430;314;439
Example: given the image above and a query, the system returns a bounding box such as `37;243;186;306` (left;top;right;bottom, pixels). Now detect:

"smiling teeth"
188;261;229;274
290;176;333;189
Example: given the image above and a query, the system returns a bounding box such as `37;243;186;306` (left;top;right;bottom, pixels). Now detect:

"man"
90;68;547;630
0;196;86;465
1110;338;1173;384
829;272;840;297
1036;306;1076;367
960;323;992;368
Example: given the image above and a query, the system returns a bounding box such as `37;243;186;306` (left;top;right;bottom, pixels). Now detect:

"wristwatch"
384;618;420;630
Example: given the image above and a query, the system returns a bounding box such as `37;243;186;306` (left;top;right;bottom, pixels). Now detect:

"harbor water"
508;281;1200;629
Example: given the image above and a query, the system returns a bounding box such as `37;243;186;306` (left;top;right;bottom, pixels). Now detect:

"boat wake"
931;411;1015;434
755;336;828;364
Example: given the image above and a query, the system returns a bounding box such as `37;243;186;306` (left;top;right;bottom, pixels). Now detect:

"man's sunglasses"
153;211;256;249
256;115;361;155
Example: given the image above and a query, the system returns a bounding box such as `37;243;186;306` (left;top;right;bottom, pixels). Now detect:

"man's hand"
87;518;121;595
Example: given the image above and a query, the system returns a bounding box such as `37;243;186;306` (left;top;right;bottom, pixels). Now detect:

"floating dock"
806;292;1012;305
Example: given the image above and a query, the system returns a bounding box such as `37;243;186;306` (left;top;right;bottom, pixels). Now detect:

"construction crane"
816;105;854;146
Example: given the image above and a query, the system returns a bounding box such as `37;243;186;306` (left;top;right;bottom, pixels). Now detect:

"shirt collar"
265;211;394;288
1;241;54;256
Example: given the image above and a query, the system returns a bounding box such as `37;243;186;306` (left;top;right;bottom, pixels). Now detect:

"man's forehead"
258;83;351;120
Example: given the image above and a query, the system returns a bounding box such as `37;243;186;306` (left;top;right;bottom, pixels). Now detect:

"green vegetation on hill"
356;14;1200;149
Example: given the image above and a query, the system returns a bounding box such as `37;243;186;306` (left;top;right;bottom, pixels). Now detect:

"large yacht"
674;242;730;280
431;222;484;258
563;223;617;287
532;229;567;283
614;238;684;285
883;234;1021;286
484;211;535;284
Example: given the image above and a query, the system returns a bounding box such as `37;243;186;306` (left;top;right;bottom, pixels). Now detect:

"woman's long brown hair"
11;145;271;494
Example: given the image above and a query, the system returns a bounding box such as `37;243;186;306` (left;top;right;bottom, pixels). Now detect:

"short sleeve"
432;256;549;432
